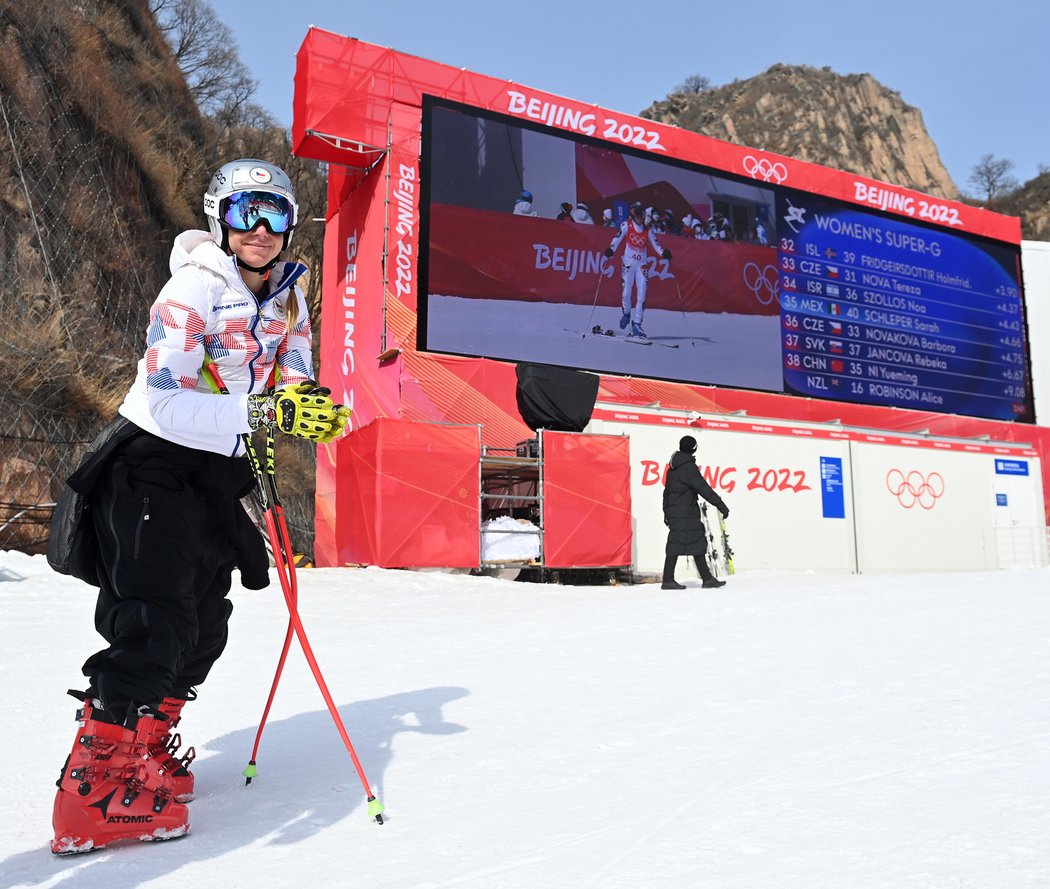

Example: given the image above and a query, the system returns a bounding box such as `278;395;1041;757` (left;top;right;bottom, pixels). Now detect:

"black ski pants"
82;430;256;712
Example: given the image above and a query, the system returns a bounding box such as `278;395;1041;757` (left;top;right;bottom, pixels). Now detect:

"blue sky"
206;0;1047;194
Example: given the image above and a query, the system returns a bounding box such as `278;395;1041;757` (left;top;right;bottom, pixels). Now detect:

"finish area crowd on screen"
511;190;769;246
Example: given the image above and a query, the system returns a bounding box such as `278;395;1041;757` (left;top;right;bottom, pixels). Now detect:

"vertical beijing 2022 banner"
315;162;400;566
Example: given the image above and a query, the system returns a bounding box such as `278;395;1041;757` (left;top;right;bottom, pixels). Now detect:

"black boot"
697;555;726;588
661;554;685;590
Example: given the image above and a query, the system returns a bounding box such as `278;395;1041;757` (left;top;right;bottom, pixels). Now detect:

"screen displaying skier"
418;97;1032;422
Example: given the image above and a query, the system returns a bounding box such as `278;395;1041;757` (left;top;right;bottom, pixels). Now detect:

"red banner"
315;156;404;565
429;205;779;316
294;29;1020;243
334;419;481;568
543;431;632;568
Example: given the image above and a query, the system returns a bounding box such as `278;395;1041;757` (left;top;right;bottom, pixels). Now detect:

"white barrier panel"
590;413;856;575
590;406;1044;576
852;443;1045;572
853;444;985;572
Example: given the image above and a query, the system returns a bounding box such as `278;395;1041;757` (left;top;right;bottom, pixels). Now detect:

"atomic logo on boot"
87;789;117;820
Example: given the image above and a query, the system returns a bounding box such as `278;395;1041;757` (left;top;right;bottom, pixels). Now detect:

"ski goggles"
219;190;295;234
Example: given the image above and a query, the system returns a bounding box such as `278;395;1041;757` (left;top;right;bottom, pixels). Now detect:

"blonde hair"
285;287;300;331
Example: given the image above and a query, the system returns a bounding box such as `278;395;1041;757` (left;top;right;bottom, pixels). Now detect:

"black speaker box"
515;363;599;433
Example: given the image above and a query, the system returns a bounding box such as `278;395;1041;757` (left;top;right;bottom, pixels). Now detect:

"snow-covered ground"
2;550;1048;888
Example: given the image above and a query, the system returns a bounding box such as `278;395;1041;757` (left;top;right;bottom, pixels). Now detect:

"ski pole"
201;362;298;786
671;275;698;347
254;445;384;823
582;260;609;336
249;416;384;824
239;427;297;787
204;364;384;823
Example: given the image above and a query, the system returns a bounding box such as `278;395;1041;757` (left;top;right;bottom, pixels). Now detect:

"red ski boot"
145;696;196;803
51;693;190;855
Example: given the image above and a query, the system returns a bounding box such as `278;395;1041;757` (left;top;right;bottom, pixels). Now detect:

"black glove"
662;248;672;260
720;506;729;520
603;248;614;258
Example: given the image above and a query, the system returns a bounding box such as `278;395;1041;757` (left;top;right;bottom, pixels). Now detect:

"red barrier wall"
543;432;633;568
336;419;481;568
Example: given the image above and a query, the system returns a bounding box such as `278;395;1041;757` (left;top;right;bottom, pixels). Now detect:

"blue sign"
994;459;1029;476
820;456;845;518
995;493;1008;507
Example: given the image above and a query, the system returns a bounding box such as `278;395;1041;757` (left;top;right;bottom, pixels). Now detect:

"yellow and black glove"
248;382;350;444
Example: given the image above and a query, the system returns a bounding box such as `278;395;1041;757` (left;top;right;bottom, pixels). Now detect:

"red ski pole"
238;428;297;786
204;364;384;823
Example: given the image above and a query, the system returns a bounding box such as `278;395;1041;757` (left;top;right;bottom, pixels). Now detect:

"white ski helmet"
203;158;299;252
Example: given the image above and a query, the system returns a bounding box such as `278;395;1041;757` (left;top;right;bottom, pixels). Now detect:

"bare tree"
674;74;711;95
149;0;268;129
968;153;1018;202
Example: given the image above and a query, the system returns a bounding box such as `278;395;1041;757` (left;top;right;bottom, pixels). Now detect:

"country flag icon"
830;340;844;354
825;247;838;259
830;303;842;316
826;283;840;297
829;320;843;335
826;265;840;279
830;359;845;373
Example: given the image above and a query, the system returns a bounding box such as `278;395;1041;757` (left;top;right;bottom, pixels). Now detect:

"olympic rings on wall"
885;469;945;509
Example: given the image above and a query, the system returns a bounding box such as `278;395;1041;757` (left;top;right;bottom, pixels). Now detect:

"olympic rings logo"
743;155;788;184
743;262;779;305
885;469;945;510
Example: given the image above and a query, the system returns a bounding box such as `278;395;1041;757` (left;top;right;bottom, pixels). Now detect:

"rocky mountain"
641;64;959;199
641;64;1050;240
998;172;1050;241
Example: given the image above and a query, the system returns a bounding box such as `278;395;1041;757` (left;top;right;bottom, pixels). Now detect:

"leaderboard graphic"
777;192;1031;422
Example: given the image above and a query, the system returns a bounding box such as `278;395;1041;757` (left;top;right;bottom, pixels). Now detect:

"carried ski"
700;502;732;578
719;514;735;575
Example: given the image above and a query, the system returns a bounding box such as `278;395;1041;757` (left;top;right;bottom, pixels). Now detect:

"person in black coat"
662;434;729;589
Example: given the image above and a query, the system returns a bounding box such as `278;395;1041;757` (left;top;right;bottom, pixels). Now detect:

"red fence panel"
543;431;632;568
327;418;481;568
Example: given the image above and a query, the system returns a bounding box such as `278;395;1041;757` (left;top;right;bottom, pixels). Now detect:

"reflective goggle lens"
220;191;294;233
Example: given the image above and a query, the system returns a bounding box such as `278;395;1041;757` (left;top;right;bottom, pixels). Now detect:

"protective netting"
0;87;157;552
0;3;321;557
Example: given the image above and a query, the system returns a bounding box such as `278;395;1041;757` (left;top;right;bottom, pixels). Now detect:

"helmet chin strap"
236;255;281;274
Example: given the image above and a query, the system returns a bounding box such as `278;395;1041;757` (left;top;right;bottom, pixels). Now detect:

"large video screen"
418;97;1033;422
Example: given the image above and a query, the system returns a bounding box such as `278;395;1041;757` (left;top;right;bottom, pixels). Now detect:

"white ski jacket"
118;230;314;457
